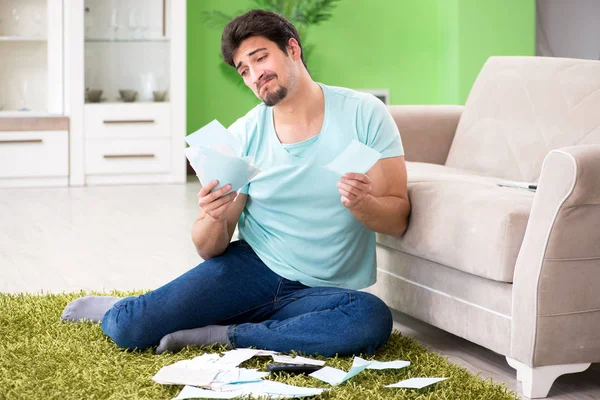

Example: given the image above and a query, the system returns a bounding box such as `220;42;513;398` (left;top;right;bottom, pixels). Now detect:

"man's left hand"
337;173;372;209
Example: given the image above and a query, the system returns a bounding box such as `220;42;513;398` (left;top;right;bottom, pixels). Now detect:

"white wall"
537;0;600;60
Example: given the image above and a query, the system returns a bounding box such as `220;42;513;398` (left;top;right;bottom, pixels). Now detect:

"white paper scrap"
213;349;261;369
343;356;374;381
367;359;411;370
309;357;373;386
189;353;222;367
324;139;381;176
252;349;280;357
271;354;326;366
210;348;278;369
173;385;240;399
212;368;269;386
219;380;327;398
185;119;242;158
308;366;347;386
185;146;260;194
152;365;218;387
385;377;448;389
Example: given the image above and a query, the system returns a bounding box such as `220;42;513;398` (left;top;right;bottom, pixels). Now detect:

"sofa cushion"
377;177;534;283
445;56;600;182
406;161;492;184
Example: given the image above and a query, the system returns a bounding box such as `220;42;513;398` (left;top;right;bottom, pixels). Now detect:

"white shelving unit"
67;0;187;186
0;0;63;114
0;0;186;188
0;0;67;188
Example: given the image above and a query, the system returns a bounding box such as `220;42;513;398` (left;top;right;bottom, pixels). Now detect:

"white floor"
2;179;599;399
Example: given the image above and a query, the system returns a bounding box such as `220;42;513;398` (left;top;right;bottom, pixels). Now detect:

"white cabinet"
0;117;69;187
0;0;66;188
84;103;171;139
66;0;186;186
0;0;185;187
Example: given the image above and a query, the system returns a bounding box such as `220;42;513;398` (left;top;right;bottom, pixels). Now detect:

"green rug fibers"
0;291;519;400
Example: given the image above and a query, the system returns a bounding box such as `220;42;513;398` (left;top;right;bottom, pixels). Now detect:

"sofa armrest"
511;144;600;367
387;105;463;165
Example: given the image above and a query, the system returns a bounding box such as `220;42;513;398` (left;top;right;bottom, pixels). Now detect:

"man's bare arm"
337;156;410;237
192;180;248;260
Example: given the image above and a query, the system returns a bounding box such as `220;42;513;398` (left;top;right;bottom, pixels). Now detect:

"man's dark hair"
221;9;307;69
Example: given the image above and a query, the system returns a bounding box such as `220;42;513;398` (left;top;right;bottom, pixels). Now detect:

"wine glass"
11;8;20;37
0;81;5;111
138;8;149;39
19;79;29;111
127;8;138;39
33;8;43;37
84;6;94;38
109;8;119;40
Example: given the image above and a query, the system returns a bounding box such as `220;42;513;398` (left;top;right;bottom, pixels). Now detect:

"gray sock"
61;296;122;323
156;325;230;354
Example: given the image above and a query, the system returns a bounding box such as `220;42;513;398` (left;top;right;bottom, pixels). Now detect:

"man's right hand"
197;180;237;221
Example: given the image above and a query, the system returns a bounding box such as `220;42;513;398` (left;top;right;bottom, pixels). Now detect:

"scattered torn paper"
271;354;326;366
173;385;240;399
152;365;218;387
367;359;411;370
308;356;372;385
218;380;327;398
308;356;410;386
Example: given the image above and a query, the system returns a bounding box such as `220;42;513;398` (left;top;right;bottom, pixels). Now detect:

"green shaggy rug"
0;291;519;400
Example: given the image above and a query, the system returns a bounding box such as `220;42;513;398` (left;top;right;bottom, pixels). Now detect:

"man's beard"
262;85;288;107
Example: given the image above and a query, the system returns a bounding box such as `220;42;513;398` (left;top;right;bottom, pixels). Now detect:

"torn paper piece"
152;365;218;387
212;368;269;387
324;139;381;176
365;358;411;370
385;377;448;389
189;353;222;368
185;120;242;158
308;366;347;386
173;385;240;399
185;146;260;195
219;380;327;398
309;357;373;386
212;348;277;369
213;349;262;369
271;355;326;366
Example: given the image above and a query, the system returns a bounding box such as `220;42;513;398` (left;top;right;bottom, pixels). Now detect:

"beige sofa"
367;56;600;398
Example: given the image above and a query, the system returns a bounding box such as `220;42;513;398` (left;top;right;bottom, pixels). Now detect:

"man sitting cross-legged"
62;9;411;357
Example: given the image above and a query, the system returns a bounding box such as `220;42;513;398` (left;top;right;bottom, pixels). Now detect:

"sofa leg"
506;357;590;398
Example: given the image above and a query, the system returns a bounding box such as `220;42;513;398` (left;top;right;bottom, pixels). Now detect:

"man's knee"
352;292;393;352
101;299;154;350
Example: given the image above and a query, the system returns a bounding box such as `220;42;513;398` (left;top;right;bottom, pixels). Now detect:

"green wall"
186;0;535;134
456;0;536;103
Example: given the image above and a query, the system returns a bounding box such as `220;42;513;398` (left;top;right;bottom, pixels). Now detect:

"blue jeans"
101;240;393;357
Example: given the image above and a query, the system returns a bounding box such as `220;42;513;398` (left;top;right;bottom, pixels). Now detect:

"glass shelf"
85;37;169;43
0;110;58;117
84;101;170;105
0;36;47;41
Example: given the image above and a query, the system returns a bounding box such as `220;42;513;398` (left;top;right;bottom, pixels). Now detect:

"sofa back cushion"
445;56;600;182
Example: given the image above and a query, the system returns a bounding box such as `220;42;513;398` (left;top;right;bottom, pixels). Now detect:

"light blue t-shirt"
229;83;404;290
